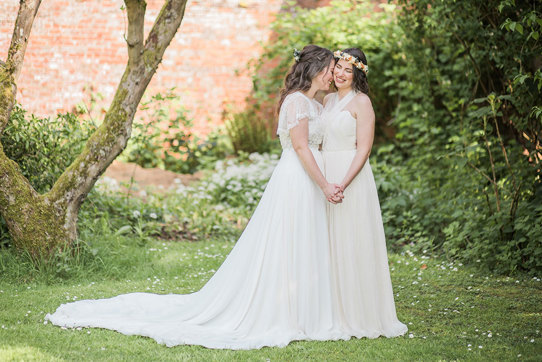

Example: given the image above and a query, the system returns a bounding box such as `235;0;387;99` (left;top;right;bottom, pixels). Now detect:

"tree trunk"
0;143;71;256
0;0;189;259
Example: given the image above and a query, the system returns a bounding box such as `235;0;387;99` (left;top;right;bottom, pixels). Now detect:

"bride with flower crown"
45;45;348;350
322;48;407;338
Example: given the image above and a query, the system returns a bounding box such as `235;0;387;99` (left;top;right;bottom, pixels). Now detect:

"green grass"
1;235;541;361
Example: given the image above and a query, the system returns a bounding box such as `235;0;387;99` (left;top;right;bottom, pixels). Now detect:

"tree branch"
143;0;188;71
0;0;42;133
48;0;188;213
0;144;67;256
7;0;42;80
467;161;496;186
125;0;146;65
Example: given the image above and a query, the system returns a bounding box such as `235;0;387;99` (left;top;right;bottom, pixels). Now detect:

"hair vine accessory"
334;50;369;75
293;48;301;62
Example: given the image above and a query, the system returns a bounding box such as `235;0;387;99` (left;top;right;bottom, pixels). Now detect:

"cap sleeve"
276;92;312;135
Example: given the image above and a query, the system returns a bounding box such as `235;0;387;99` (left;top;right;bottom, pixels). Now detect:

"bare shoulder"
353;92;372;107
352;92;375;121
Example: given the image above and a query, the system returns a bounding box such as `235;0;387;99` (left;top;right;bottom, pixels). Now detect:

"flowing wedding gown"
45;91;347;350
322;91;408;338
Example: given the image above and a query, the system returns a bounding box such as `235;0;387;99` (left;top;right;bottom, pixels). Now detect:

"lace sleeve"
276;93;312;135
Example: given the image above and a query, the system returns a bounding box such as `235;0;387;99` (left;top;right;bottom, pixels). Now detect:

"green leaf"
469;106;493;118
115;225;133;236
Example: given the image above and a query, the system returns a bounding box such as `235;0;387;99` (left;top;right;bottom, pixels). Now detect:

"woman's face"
333;59;354;90
313;60;335;91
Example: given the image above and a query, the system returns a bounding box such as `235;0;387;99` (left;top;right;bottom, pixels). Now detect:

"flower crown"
334;50;369;75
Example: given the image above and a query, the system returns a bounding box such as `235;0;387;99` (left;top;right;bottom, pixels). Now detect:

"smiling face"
313;59;336;91
333;59;354;90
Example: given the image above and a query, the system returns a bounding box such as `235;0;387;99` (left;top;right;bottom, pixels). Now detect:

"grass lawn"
0;235;540;361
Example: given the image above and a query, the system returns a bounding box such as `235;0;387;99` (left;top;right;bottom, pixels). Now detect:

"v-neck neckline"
336;90;353;102
331;91;355;113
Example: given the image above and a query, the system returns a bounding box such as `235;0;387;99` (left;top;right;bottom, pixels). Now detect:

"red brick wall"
0;0;283;134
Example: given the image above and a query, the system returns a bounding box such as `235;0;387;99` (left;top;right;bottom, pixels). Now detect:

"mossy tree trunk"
0;0;188;259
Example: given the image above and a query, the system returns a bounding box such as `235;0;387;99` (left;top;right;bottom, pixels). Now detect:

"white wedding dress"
322;91;408;338
45;91;347;350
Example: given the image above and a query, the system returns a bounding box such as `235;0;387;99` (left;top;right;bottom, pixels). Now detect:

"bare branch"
482;117;500;212
493;115;520;194
0;0;42;133
125;0;146;65
7;0;42;80
143;0;189;71
467;161;496;186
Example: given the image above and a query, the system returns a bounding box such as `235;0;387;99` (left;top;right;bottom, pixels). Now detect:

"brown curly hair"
277;44;334;113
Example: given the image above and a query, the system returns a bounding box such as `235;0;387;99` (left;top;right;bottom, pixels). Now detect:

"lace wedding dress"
322;91;408;338
45;91;347;349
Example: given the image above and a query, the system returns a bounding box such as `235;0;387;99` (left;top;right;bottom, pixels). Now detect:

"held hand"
330;187;344;203
324;183;344;204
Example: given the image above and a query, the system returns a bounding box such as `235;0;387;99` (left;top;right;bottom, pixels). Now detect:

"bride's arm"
339;94;375;191
290;118;342;203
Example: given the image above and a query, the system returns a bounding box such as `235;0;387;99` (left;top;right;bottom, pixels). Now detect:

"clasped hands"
324;183;344;204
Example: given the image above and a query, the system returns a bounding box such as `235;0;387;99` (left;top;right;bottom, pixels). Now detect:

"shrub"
378;0;542;274
223;104;279;155
123;90;234;174
83;152;280;246
1;105;96;193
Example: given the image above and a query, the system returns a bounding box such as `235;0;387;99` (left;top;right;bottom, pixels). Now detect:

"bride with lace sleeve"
45;45;349;350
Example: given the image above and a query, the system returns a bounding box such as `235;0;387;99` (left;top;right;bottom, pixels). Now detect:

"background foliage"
1;106;96;194
241;0;541;274
122;90;233;174
0;0;539;275
385;0;542;274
